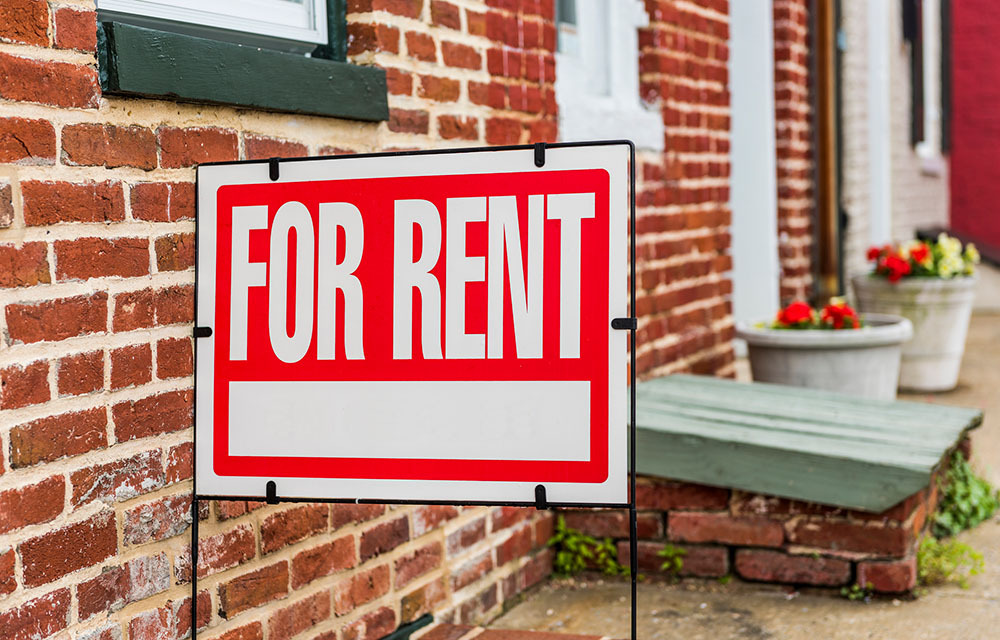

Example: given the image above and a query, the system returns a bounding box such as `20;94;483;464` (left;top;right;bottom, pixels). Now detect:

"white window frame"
555;0;664;151
97;0;328;52
915;0;945;175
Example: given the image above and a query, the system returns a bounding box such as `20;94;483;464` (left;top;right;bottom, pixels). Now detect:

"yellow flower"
937;233;962;259
939;254;964;278
965;243;981;265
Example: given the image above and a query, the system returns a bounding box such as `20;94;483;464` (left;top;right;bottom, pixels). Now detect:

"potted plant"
853;233;980;392
736;300;913;400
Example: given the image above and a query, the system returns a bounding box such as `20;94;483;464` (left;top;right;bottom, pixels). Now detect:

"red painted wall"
950;0;1000;250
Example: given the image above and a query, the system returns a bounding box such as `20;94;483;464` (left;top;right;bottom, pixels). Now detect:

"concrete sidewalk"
489;309;1000;639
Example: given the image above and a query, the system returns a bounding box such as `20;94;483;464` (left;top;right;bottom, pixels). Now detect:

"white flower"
939;254;964;278
937;233;962;259
965;243;981;265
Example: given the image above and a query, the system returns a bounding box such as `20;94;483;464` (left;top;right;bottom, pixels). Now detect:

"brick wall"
635;0;734;379
0;1;734;639
562;471;942;595
772;0;814;303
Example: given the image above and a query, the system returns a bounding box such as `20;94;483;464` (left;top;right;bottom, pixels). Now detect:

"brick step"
415;623;623;640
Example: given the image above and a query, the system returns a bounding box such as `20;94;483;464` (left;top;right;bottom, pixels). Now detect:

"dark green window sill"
97;21;388;122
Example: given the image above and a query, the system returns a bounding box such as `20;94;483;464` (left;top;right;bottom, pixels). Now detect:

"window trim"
98;0;328;52
96;1;387;122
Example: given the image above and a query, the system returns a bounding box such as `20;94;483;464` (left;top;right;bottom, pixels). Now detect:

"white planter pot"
852;275;976;392
736;314;913;400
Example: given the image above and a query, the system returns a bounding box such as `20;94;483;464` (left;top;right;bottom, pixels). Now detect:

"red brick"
334;564;390;615
123;492;193;546
62;123;157;170
389;108;431;135
735;549;850;586
485;117;522;145
158;126;238;168
413;504;459;536
857;556;918;593
156;284;195;324
332;503;386;529
618;540;728;577
418;624;476;640
371;0;423;17
636;479;730;510
55;237;149;281
216;500;266;520
344;607;396;640
668;512;784;547
267;590;331;640
129;592;210;640
21;180;125;225
71;450;164;507
0;117;55;163
347;22;400;54
21;510;117;587
6;292;107;344
77;553;171;620
211;623;264;640
401;578;447;623
0;53;98;108
153;232;194;273
561;510;662;539
166;442;193;484
451;551;492;591
438;115;478;140
54;7;96;51
0;476;64;534
110;343;153;389
406;31;437;61
447;517;486;556
57;350;103;396
467;10;486;36
0;548;14;596
113;289;156;331
431;0;461;28
497;525;534;566
261;504;329;554
788;519;912;556
418;74;461;102
244;134;308;160
9;407;107;468
385;67;413;95
361;515;410;560
176;523;256;582
291;535;355;588
0;359;49;409
219;562;289;618
395;542;443;588
157;337;193;379
0;0;48;46
113;389;193;441
131;182;194;222
442;41;481;69
0;588;71;640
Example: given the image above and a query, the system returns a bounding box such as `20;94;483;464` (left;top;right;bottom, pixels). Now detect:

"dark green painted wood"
635;374;983;512
313;0;348;62
99;21;388;122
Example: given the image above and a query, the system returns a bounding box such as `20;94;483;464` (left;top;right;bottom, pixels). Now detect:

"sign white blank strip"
229;380;591;461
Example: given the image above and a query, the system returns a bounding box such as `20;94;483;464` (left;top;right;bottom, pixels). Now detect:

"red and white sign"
195;144;629;504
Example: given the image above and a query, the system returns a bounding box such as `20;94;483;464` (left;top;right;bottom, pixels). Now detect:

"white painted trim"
555;0;663;151
917;0;945;175
867;0;893;245
97;0;327;46
729;1;779;332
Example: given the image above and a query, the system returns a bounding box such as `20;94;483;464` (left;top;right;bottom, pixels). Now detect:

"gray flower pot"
736;313;913;400
852;275;976;392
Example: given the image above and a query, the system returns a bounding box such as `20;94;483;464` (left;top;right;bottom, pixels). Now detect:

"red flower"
821;302;860;329
867;246;882;261
878;254;912;282
776;301;814;326
910;243;930;264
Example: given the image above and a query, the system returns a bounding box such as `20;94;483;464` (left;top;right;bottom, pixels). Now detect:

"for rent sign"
195;144;630;504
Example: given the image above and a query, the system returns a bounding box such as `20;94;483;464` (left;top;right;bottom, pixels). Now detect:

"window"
96;0;388;121
554;0;663;151
97;0;327;52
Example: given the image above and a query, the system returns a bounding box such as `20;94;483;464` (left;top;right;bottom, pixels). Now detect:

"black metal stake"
191;496;199;639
